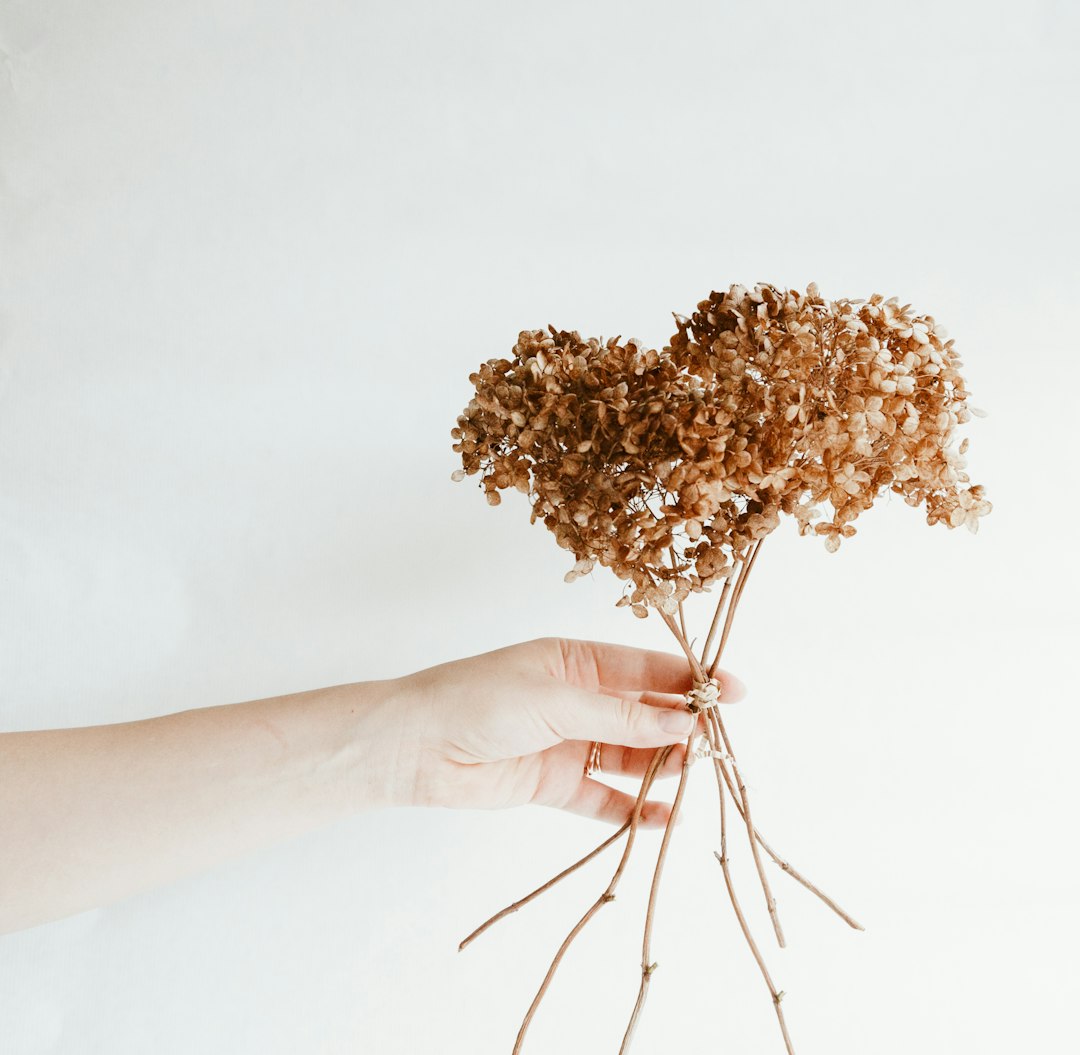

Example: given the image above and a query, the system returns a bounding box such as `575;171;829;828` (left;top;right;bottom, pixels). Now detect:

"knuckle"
611;695;639;733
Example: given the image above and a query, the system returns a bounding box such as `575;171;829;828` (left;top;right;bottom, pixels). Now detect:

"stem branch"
713;708;786;948
700;577;734;672
619;731;696;1054
708;732;863;931
459;821;632;951
706;718;796;1055
510;745;673;1055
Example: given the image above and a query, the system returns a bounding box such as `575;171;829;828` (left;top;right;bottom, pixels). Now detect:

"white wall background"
1;1;1077;1052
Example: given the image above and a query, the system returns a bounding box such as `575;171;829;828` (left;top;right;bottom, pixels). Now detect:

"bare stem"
706;723;862;931
712;708;786;948
698;540;786;947
760;847;863;932
714;848;796;1053
668;546;688;642
700;576;733;672
511;745;673;1055
707;538;763;683
459;820;632;951
706;720;796;1055
658;609;706;684
618;731;696;1054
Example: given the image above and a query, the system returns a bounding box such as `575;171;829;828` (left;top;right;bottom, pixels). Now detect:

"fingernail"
658;710;694;735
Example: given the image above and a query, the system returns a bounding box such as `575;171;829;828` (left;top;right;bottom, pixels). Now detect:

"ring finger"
585;738;688;780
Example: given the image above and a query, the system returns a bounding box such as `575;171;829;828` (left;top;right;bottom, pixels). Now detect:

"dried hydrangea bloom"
452;283;989;612
672;283;990;553
451;328;727;613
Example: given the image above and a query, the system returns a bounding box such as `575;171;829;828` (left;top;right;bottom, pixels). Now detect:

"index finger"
549;638;746;702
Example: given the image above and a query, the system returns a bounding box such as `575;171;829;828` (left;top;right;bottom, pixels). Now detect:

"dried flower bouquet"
451;283;989;1053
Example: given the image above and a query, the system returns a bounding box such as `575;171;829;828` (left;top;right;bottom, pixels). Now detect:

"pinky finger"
558;778;674;829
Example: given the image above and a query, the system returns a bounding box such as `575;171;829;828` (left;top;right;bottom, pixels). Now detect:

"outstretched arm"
0;637;742;935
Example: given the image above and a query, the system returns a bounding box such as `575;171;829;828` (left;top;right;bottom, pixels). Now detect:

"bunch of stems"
459;540;863;1054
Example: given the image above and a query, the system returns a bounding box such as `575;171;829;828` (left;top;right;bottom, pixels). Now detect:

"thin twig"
711;709;786;947
761;848;863;931
707;538;763;682
668;546;688;642
706;548;752;681
511;746;673;1055
619;730;696;1054
715;848;796;1052
657;609;706;684
699;547;862;929
699;576;733;672
699;539;786;947
706;721;796;1054
458;820;632;951
706;727;863;931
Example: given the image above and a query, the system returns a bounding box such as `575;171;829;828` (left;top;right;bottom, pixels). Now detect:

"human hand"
0;637;743;932
378;638;745;827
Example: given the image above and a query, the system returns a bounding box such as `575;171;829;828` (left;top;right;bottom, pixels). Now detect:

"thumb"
541;683;697;748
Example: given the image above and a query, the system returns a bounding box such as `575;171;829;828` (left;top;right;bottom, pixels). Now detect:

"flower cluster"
452;284;989;614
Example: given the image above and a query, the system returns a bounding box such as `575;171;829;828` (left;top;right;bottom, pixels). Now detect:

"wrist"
340;675;427;811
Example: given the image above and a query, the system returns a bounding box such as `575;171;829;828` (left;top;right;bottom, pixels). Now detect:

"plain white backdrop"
1;1;1078;1052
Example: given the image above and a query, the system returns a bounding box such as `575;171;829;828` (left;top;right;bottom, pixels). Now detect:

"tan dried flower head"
452;284;989;614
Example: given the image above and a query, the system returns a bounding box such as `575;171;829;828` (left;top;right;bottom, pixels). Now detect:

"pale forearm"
0;638;723;936
0;678;404;935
